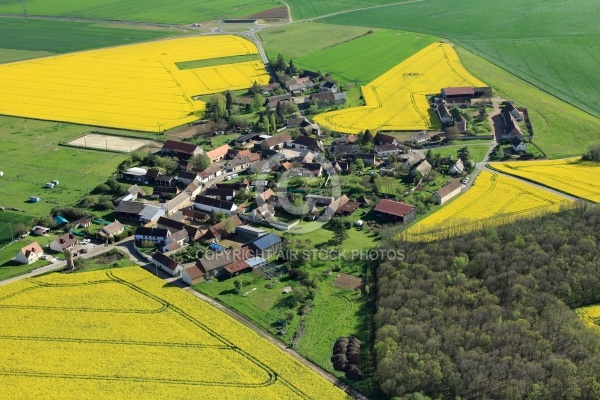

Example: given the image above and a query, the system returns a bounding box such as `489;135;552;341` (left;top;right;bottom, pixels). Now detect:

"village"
7;69;538;285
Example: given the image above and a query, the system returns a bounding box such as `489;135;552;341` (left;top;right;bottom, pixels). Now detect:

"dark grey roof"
194;195;235;210
151;251;179;270
115;201;146;214
135;227;168;238
246;233;282;251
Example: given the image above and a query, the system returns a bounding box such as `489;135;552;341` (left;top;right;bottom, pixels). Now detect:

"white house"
410;131;430;144
194;195;238;215
375;144;402;158
15;242;44;264
151;251;183;276
511;137;527;152
135;227;169;244
449;159;464;175
435;100;452;125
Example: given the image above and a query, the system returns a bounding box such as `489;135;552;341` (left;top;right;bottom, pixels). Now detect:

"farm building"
151;251;183;277
225;153;261;173
14;242;44;265
374;132;398;146
374;199;416;224
206;144;230;163
236;225;268;241
260;132;292;151
433;179;464;204
181;263;204;285
73;217;92;229
223;260;252;277
31;226;50;236
244;233;283;258
124;167;148;182
161;140;202;158
177;171;199;185
53;215;69;226
197;247;252;279
50;233;79;252
115;201;165;223
194;195;237;215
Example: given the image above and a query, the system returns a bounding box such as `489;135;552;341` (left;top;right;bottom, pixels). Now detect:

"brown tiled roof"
19;242;43;257
374;132;397;145
205;215;243;239
224;260;251;275
310;92;335;102
152;251;179;271
53;233;78;249
260;132;292;149
162;140;199;155
184;264;204;280
443;86;474;96
206;144;230;160
197;247;251;273
374;199;415;218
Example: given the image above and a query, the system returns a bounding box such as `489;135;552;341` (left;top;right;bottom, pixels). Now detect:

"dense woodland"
375;205;600;399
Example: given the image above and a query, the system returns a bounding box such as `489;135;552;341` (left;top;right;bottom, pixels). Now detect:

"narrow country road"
0;235;144;286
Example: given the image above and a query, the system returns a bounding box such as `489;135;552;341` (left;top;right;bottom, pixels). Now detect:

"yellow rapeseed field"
0;268;349;399
0;36;269;131
402;171;572;241
576;305;600;330
490;158;600;203
314;43;486;134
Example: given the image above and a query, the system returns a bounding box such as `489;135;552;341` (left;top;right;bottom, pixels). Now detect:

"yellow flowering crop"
490;158;600;203
402;171;572;241
314;43;486;134
0;268;349;399
576;305;600;331
0;36;269;131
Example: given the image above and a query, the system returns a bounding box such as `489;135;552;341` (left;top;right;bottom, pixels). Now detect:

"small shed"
53;215;69;226
29;196;40;203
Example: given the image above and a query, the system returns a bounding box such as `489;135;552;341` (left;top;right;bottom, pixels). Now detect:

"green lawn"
455;47;600;159
0;116;129;216
433;144;491;163
322;0;600;120
0;0;281;24
0;235;57;281
0;18;181;53
0;212;32;245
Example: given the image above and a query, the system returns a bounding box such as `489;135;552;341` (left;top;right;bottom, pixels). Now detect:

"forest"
375;204;600;399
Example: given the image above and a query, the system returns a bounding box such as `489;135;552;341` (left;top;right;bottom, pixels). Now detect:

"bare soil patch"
67;133;152;152
333;273;363;291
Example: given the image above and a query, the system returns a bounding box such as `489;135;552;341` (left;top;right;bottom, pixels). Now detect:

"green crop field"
0;18;180;53
285;0;412;20
0;48;55;63
260;22;370;60
322;0;600;120
295;29;437;85
0;0;280;24
0;116;131;216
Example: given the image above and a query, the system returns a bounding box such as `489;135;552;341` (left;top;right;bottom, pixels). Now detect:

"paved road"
0;236;145;287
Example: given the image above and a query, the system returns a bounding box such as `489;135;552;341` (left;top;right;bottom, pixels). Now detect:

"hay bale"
344;364;364;381
330;353;348;371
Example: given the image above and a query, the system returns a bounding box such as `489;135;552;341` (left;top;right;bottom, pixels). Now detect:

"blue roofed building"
244;233;284;258
53;215;69;226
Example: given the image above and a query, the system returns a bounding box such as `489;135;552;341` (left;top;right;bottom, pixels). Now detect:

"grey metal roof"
248;233;281;251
